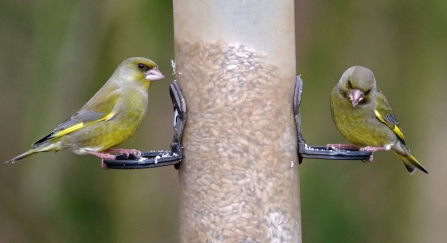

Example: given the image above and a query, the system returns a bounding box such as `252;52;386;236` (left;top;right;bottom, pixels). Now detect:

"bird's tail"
6;142;61;163
6;149;40;163
394;152;429;174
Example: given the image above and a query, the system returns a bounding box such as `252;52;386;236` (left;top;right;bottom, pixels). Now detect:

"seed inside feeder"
176;41;299;243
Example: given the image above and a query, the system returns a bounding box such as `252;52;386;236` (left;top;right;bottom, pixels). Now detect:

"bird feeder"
103;0;372;242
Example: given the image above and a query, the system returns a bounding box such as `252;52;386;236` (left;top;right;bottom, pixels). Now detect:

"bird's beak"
145;67;164;81
349;89;364;107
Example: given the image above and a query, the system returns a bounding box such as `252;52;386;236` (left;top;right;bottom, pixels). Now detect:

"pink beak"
145;67;164;81
349;89;364;107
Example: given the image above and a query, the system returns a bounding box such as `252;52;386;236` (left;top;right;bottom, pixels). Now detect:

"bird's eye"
365;89;371;95
348;80;353;88
137;63;147;70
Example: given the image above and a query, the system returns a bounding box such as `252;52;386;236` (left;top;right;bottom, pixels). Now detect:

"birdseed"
175;41;300;243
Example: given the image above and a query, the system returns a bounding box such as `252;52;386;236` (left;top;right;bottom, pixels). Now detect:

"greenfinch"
330;66;428;174
7;57;164;168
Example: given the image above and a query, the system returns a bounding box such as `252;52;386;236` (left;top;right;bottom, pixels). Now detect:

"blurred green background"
0;0;445;242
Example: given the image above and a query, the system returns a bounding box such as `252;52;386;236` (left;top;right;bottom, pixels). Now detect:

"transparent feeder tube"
173;1;301;242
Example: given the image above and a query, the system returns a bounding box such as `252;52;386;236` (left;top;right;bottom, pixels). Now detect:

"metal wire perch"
103;80;186;169
294;76;372;163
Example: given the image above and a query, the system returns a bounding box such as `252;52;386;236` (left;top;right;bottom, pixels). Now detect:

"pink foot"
84;150;116;169
326;144;359;150
359;146;387;162
363;153;374;162
359;146;387;152
104;148;142;157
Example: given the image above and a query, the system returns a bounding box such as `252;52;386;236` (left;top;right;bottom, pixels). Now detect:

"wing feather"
32;87;120;146
374;91;405;143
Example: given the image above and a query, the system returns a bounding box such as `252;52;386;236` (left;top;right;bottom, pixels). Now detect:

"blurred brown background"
0;0;446;242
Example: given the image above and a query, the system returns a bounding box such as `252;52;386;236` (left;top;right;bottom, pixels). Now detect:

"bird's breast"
332;102;396;147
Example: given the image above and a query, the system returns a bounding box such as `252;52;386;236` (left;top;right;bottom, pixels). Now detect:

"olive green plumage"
330;66;428;174
8;57;164;164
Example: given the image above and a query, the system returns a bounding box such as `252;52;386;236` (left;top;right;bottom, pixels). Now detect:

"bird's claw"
362;154;374;163
104;149;142;158
101;160;110;169
326;143;359;151
359;146;386;152
326;144;338;150
84;150;116;169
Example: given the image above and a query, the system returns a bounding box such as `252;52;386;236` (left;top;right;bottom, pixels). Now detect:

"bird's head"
117;57;164;84
339;66;376;107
